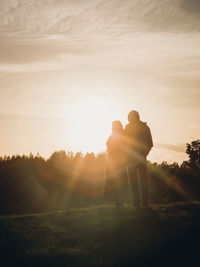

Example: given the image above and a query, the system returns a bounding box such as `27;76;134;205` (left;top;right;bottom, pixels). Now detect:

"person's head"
128;110;140;123
112;120;123;134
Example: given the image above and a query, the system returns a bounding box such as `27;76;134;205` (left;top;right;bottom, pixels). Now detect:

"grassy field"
0;202;200;267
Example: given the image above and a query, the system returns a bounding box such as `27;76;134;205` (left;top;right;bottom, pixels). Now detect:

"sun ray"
67;95;121;153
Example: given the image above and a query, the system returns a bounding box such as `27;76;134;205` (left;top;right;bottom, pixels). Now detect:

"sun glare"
67;95;119;153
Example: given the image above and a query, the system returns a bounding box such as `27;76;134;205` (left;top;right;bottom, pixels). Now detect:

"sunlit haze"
1;0;200;163
67;95;121;153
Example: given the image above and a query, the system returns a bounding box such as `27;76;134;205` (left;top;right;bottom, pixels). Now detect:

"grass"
0;202;200;266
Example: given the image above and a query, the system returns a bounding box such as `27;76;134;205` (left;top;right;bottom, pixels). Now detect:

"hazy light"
67;95;120;153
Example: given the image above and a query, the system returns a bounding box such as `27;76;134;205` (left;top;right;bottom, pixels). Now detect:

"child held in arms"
104;120;128;207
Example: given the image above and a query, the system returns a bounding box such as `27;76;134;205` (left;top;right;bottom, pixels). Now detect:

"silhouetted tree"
1;141;200;214
184;140;200;171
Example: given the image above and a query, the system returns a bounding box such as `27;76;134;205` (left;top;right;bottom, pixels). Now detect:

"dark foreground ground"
0;202;200;267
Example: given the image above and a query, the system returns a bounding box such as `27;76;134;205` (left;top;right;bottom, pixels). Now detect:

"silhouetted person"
125;110;153;209
104;121;128;207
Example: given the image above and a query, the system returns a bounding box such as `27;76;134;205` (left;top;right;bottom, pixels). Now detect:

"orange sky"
0;0;200;163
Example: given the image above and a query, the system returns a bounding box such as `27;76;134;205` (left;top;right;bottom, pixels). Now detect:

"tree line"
0;140;199;214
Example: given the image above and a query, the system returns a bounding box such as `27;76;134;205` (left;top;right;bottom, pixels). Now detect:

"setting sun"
1;1;200;266
67;95;120;153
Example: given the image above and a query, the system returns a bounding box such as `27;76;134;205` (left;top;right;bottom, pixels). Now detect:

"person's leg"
114;169;124;208
119;167;128;205
129;166;140;208
139;159;149;207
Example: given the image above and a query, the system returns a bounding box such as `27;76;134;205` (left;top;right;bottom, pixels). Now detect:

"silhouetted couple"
104;110;153;211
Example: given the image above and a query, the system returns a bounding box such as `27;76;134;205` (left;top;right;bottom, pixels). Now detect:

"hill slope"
0;202;200;267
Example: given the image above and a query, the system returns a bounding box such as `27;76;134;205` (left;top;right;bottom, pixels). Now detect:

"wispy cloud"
1;0;200;36
0;0;200;160
156;142;186;153
1;0;200;72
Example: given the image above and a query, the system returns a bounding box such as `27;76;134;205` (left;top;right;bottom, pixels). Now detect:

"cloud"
182;0;200;15
1;0;200;72
156;142;186;153
1;32;200;74
0;0;100;35
0;38;92;64
0;0;199;162
1;0;200;38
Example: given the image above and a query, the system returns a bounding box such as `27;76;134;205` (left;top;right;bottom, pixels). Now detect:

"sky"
0;0;200;163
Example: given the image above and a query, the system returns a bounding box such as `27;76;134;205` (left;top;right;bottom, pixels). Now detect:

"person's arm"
124;124;129;136
148;126;153;148
124;124;133;147
145;125;153;156
106;136;112;153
